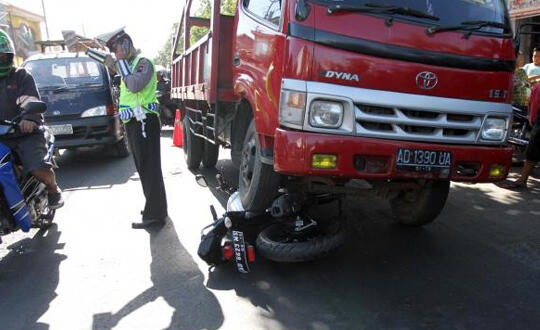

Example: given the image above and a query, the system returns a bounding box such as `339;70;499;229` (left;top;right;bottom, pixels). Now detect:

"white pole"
41;0;50;40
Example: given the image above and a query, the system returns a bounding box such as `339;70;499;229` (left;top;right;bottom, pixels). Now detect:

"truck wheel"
238;119;280;211
183;116;203;169
256;222;346;263
390;180;450;227
202;140;219;168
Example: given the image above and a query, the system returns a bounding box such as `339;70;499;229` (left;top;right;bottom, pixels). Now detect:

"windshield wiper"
427;20;510;36
39;85;68;91
327;2;439;22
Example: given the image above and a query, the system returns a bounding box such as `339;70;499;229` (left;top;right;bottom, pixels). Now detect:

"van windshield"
314;0;510;35
25;57;105;89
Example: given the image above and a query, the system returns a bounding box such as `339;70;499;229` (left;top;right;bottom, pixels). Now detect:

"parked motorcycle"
508;105;531;164
0;101;57;244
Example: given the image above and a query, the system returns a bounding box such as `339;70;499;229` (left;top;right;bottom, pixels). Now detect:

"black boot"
48;190;64;210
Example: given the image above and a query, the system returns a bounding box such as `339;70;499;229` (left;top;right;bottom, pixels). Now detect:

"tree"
154;23;178;68
154;0;237;66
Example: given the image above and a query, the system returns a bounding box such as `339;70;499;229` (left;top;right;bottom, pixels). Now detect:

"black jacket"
0;68;43;124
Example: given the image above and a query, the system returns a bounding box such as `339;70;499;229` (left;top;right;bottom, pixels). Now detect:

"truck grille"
355;104;483;144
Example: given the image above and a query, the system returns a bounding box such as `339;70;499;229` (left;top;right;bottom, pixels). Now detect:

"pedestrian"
499;108;540;190
523;47;540;84
90;28;168;228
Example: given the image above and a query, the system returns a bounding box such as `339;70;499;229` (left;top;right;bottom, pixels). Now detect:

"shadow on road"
54;146;137;191
91;218;223;330
0;225;66;330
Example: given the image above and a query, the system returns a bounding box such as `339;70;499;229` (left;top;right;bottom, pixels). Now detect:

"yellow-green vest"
119;55;158;122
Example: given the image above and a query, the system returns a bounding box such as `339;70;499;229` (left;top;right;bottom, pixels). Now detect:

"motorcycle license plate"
232;230;250;274
396;148;452;172
49;124;73;136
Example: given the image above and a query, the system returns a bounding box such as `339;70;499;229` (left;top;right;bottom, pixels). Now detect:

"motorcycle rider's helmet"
0;29;15;78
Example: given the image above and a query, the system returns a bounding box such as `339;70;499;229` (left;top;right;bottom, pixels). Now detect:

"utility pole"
41;0;50;40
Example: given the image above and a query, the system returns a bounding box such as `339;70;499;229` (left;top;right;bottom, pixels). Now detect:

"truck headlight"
279;90;306;127
81;106;107;118
309;100;344;128
481;118;507;141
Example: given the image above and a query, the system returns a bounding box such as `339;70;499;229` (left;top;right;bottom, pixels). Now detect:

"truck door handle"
233;53;241;67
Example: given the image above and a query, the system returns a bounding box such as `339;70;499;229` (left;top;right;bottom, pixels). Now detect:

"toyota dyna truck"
171;0;514;229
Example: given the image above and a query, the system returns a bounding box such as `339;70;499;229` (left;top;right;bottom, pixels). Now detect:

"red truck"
172;1;513;231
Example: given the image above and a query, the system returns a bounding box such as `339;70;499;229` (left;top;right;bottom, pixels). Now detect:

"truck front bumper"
273;128;512;183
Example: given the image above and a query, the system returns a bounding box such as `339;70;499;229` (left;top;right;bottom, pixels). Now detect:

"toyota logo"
416;71;438;90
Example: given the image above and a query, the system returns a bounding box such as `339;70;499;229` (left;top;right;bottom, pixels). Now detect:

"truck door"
233;0;286;137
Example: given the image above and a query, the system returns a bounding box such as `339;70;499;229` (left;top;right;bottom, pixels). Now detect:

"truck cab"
172;0;514;226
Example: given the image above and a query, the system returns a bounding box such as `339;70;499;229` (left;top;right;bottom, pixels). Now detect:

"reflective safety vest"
118;54;159;122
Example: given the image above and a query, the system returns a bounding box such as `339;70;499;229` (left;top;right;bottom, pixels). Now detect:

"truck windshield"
25;58;105;90
314;0;510;35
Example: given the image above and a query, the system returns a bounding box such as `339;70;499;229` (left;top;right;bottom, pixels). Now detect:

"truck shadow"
199;160;540;329
0;225;66;330
54;147;137;191
91;218;224;330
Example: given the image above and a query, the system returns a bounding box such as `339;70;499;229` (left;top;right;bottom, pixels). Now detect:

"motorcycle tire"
256;222;346;263
390;180;450;227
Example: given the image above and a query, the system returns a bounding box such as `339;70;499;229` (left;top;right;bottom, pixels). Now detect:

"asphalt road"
1;127;539;330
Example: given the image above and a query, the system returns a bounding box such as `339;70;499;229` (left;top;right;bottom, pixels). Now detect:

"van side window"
244;0;281;26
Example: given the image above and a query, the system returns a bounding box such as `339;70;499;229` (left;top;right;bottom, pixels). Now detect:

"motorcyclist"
0;30;63;209
156;69;174;123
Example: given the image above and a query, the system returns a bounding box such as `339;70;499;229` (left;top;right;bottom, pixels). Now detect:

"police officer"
94;29;168;228
0;30;63;209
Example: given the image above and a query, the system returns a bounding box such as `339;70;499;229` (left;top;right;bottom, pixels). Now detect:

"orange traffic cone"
173;109;183;147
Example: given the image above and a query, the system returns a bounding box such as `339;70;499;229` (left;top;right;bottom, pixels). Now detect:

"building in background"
0;1;43;65
510;0;540;61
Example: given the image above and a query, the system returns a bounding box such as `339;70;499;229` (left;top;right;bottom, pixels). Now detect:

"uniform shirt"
0;68;43;124
116;57;154;93
523;63;540;77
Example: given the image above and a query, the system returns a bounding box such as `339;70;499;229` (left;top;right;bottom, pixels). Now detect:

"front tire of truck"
183;116;204;169
238;119;280;212
390;180;450;227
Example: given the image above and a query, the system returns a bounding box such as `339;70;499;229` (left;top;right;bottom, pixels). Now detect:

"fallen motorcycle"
196;175;347;272
0;101;57;244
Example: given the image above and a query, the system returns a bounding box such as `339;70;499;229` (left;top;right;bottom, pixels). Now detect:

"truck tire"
256;222;346;263
183;116;203;169
238;119;280;211
390;180;450;227
202;140;219;168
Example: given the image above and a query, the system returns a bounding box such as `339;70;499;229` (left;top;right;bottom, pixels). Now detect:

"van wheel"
390;180;450;227
256;222;346;263
113;136;130;158
183;116;203;169
238;119;280;211
202;140;219;168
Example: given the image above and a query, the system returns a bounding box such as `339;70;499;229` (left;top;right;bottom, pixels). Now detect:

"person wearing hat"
0;30;63;209
89;28;167;229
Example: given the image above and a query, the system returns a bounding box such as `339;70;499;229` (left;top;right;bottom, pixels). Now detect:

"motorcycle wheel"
256;221;346;263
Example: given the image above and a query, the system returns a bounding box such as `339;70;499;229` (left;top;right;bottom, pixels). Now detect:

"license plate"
48;124;73;136
396;148;452;172
232;230;250;274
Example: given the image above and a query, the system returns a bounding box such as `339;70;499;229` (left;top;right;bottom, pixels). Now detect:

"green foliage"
154;0;238;66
